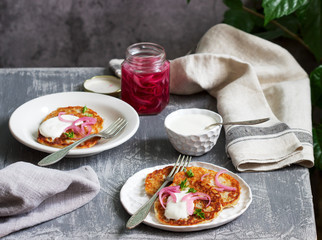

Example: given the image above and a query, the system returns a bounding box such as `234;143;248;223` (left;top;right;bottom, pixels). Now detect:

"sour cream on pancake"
39;115;79;139
164;191;189;220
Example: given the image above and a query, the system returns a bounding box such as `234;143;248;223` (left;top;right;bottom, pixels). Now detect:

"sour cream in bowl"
164;108;223;156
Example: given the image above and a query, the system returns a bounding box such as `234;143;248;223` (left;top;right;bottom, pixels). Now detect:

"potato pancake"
145;166;173;196
173;167;241;208
154;181;223;226
37;106;103;149
145;165;241;226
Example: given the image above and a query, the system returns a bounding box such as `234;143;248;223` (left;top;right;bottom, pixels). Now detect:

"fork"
126;154;192;229
38;117;127;166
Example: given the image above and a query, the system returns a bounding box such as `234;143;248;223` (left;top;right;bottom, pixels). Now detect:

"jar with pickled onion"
121;42;170;115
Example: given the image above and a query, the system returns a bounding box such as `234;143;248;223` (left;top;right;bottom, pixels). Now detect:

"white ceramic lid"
83;75;121;97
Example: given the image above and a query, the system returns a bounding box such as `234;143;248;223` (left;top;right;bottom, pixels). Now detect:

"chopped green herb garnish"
187;169;194;177
194;208;205;219
64;131;74;138
82;106;88;113
188;188;197;193
179;178;188;190
84;112;93;117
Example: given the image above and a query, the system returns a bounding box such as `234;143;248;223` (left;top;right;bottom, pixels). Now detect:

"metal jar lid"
83;75;121;97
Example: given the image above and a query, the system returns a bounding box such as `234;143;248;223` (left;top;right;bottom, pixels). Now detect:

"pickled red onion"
181;192;211;215
63;116;97;138
201;173;209;181
200;173;223;191
58;112;75;122
121;60;169;115
214;187;224;192
158;185;180;209
215;170;237;191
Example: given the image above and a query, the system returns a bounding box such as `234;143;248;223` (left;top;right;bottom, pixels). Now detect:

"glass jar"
121;42;170;115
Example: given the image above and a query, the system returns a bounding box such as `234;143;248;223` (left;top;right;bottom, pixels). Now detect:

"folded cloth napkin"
109;59;123;78
0;162;100;238
108;24;314;171
170;24;314;171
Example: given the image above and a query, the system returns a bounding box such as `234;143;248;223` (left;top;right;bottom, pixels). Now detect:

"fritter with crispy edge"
37;106;103;149
173;167;241;208
154;181;223;226
145;165;241;226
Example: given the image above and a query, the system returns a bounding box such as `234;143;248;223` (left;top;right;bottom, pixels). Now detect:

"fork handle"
126;179;170;229
37;133;99;166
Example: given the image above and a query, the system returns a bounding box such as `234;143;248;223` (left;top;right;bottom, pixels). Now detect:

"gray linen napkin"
170;24;314;171
0;162;100;238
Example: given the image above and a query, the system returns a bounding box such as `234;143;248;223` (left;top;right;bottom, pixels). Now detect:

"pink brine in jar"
121;42;170;115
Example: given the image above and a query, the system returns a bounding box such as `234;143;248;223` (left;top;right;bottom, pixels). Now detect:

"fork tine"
183;156;192;171
172;155;186;176
103;118;123;134
168;155;192;178
168;154;182;177
178;155;191;172
108;119;127;136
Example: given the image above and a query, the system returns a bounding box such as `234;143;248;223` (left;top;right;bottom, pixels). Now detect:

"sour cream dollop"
167;114;217;135
39;115;79;139
164;191;189;220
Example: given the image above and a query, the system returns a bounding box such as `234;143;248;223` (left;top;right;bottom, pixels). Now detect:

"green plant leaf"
272;15;300;35
310;65;322;107
252;13;300;40
224;9;255;32
296;0;322;60
313;124;322;170
254;29;285;40
262;0;309;25
223;0;242;9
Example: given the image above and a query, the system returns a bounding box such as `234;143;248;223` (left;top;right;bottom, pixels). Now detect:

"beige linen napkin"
170;24;314;171
0;162;100;238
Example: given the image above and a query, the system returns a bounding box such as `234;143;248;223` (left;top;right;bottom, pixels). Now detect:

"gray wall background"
0;0;316;72
0;0;226;68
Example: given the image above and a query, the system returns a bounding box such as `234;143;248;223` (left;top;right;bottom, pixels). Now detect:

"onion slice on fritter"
182;192;211;215
64;116;97;137
58;112;75;122
158;185;180;209
215;170;237;191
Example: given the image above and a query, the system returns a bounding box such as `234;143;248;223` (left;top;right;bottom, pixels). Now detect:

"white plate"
120;162;252;232
9;92;139;157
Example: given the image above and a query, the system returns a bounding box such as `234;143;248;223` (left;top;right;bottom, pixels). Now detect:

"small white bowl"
164;108;223;156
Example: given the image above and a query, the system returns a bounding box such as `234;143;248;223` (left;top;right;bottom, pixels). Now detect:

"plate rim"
120;161;252;232
9;91;139;156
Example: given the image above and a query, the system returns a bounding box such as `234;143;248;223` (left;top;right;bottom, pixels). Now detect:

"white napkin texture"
0;162;100;238
170;24;314;171
109;59;123;78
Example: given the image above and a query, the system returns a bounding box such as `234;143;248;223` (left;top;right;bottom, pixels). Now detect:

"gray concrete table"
0;68;317;239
